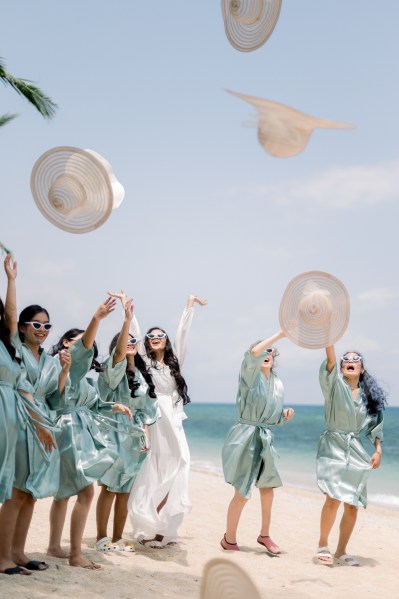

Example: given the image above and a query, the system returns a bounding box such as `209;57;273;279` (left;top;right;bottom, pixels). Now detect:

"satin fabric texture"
222;350;285;499
12;333;61;499
0;340;34;502
52;339;118;500
317;359;384;508
97;349;158;493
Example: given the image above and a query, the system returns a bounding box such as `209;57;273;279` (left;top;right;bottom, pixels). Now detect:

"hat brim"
279;271;350;349
200;558;261;599
222;0;282;52
30;146;124;234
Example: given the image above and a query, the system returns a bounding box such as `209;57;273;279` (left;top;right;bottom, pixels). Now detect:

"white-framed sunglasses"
146;332;167;339
25;321;52;331
341;355;362;363
127;337;137;345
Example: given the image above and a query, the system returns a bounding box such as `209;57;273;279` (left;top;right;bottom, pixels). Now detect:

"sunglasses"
265;348;274;354
127;337;137;345
341;355;362;363
25;321;52;331
146;332;167;340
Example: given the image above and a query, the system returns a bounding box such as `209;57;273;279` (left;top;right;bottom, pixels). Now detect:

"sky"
1;1;398;406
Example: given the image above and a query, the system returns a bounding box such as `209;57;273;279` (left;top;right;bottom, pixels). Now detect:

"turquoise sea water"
184;404;399;510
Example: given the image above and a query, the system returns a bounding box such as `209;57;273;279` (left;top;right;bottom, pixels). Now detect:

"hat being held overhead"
226;90;355;157
30;146;125;234
200;558;261;599
279;271;350;349
221;0;282;52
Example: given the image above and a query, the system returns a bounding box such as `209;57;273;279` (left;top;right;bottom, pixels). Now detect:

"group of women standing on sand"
0;251;387;575
0;253;207;575
220;328;386;568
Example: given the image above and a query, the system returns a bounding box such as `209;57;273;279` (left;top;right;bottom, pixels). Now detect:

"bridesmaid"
95;298;158;552
46;297;132;569
127;293;207;548
221;331;295;554
0;255;56;575
314;346;386;567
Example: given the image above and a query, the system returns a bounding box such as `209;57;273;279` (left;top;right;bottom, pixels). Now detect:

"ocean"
184;404;399;510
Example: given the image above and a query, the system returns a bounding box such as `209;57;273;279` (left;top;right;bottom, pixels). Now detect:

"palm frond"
0;57;57;119
0;112;18;127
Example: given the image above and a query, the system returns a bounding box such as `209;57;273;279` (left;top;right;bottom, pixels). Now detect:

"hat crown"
49;175;87;214
230;0;263;25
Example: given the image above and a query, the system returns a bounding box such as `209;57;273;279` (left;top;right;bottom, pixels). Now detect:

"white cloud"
356;287;399;307
227;159;399;209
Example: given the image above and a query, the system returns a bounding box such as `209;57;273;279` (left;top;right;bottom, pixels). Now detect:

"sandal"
95;536;117;552
257;535;281;555
112;539;135;552
138;538;164;549
2;566;31;575
313;546;333;566
335;554;360;567
20;560;49;571
220;534;240;551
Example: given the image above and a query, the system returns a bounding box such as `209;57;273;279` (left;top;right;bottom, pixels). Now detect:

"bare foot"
47;547;69;558
69;555;102;569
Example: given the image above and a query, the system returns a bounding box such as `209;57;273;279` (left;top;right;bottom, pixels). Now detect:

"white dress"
127;306;194;542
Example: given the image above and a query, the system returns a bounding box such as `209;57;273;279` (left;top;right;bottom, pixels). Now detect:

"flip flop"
257;535;281;555
21;560;49;571
139;538;164;548
313;546;334;566
335;554;360;567
2;566;31;575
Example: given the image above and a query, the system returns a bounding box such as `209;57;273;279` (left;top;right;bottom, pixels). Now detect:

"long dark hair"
50;328;103;373
0;298;17;360
145;326;190;405
18;305;50;342
109;333;156;399
341;351;388;416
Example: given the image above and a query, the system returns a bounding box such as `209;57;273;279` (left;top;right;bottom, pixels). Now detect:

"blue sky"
1;1;398;405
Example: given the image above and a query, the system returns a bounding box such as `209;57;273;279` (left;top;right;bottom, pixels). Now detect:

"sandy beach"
1;470;397;598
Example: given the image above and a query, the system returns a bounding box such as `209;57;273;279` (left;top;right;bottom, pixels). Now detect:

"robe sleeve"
319;359;338;404
366;410;384;444
100;350;127;392
239;350;268;390
69;338;94;384
173;306;194;366
129;315;145;356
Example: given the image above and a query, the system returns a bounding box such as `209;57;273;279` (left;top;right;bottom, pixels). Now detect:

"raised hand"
4;253;17;280
107;289;127;308
124;298;134;322
59;348;72;373
188;294;208;308
94;297;117;320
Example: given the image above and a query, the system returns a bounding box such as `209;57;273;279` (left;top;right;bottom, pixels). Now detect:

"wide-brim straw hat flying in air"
279;271;350;349
221;0;282;52
30;146;125;234
200;558;261;599
226;90;355;157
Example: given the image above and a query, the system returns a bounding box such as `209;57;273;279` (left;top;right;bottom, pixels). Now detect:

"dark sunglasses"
127;337;137;345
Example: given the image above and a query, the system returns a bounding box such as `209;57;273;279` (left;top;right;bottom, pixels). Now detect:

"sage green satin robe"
0;340;33;502
12;333;61;499
317;359;384;508
50;339;117;499
222;350;285;498
97;350;158;493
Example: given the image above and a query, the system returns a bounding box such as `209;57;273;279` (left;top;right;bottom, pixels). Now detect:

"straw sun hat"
221;0;282;52
30;146;125;234
279;271;350;349
226;90;355;157
200;558;261;599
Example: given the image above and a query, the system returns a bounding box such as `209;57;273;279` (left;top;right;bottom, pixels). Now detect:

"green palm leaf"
0;112;18;127
0;57;57;119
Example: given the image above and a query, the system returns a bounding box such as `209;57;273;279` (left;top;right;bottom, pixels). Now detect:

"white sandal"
95;537;117;552
335;554;360;567
313;546;333;566
113;539;135;552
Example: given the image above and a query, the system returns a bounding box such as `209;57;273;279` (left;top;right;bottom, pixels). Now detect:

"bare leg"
96;486;115;542
318;495;340;562
259;487;274;536
112;493;129;542
225;488;248;544
11;491;39;566
0;488;29;573
69;484;100;569
335;503;358;557
47;497;70;558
